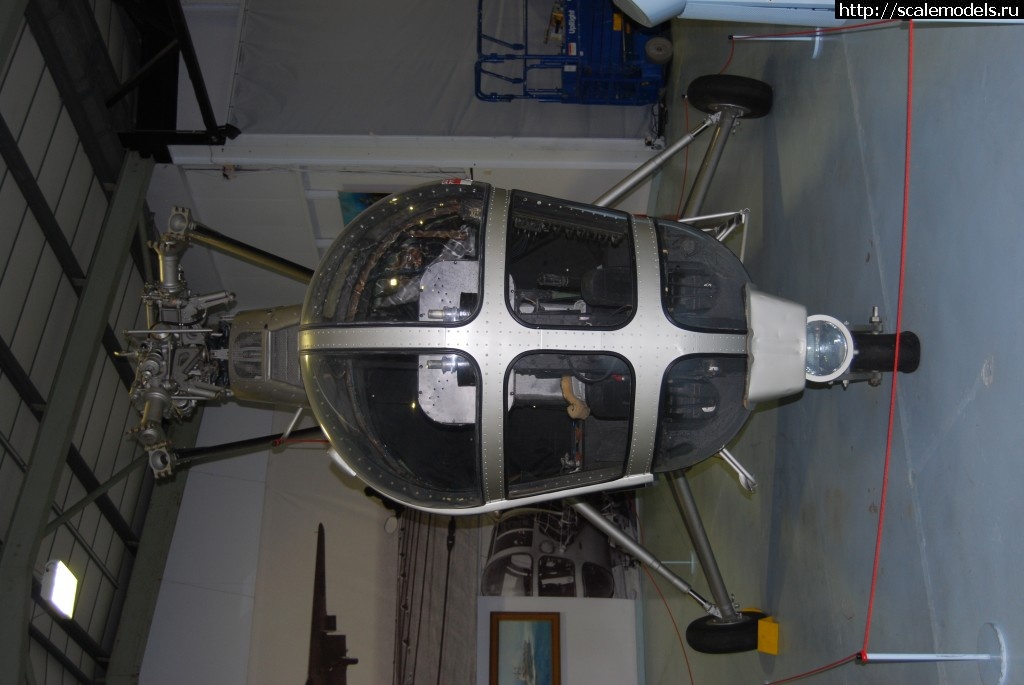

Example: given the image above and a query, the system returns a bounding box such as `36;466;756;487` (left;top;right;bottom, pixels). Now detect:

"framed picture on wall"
489;611;561;685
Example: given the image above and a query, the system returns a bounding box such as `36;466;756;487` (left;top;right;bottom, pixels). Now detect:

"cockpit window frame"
501;350;637;500
504;190;638;332
301;180;490;329
653;217;751;335
300;347;486;509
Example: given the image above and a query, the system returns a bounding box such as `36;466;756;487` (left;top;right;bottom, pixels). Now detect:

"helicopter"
123;74;918;653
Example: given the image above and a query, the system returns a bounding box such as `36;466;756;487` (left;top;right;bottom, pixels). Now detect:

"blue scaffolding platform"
475;0;669;105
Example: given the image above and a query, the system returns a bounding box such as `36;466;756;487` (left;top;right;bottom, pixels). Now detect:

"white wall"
228;0;655;139
245;414;397;685
140;405;398;685
141;403;275;685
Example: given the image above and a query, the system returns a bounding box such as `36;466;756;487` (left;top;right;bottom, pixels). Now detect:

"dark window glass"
305;181;487;325
652;356;751;473
505;353;632;498
304;351;482;507
655;219;749;332
493;529;533;555
507;191;634;329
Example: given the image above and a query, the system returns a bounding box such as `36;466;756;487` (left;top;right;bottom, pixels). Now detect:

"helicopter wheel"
685;610;766;654
686;75;773;119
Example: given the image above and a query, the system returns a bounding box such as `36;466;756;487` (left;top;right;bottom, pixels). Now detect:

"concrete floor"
639;19;1024;685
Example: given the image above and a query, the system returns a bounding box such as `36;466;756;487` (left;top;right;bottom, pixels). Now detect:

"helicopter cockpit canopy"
299;181;771;514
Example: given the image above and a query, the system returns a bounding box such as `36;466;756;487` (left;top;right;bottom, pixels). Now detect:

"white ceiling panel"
214;267;308;310
302;169;464;251
305;192;343;243
146;166;314;309
184;169;314;245
180;168;318;307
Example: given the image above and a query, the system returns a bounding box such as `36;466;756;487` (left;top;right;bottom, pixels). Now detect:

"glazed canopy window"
304;351;484;507
654;218;748;333
506;190;635;329
505;353;633;498
651;355;750;473
304;181;487;326
299;183;489;507
649;218;751;472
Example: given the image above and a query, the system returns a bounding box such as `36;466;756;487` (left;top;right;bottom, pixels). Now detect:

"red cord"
633;499;695;683
764;18;916;683
673;102;691;218
719;38;736;74
723;17;912;683
663;19;915;682
862;17;914;655
673;20;902;218
643;566;696;685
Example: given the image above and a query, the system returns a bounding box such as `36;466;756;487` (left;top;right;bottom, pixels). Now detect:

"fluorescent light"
42;560;77;619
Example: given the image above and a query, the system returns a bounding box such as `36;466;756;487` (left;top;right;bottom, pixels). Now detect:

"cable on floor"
643;566;695;685
634;494;696;685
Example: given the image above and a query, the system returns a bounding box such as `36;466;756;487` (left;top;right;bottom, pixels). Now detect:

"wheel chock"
758;616;780;655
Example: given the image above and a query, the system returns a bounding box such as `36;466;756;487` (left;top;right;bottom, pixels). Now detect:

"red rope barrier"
663;18;916;682
761;18;916;685
862;16;915;656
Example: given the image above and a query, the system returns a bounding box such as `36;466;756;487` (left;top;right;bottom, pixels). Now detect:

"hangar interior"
0;1;1021;684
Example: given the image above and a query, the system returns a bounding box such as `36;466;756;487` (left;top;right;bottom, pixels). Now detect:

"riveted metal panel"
475;187;510;502
299;326;449;351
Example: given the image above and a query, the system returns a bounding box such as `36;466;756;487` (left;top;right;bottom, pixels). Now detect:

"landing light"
805;314;855;383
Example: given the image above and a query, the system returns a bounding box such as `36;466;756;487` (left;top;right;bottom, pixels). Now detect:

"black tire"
686;610;765;654
645;36;673;65
686;75;773;119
